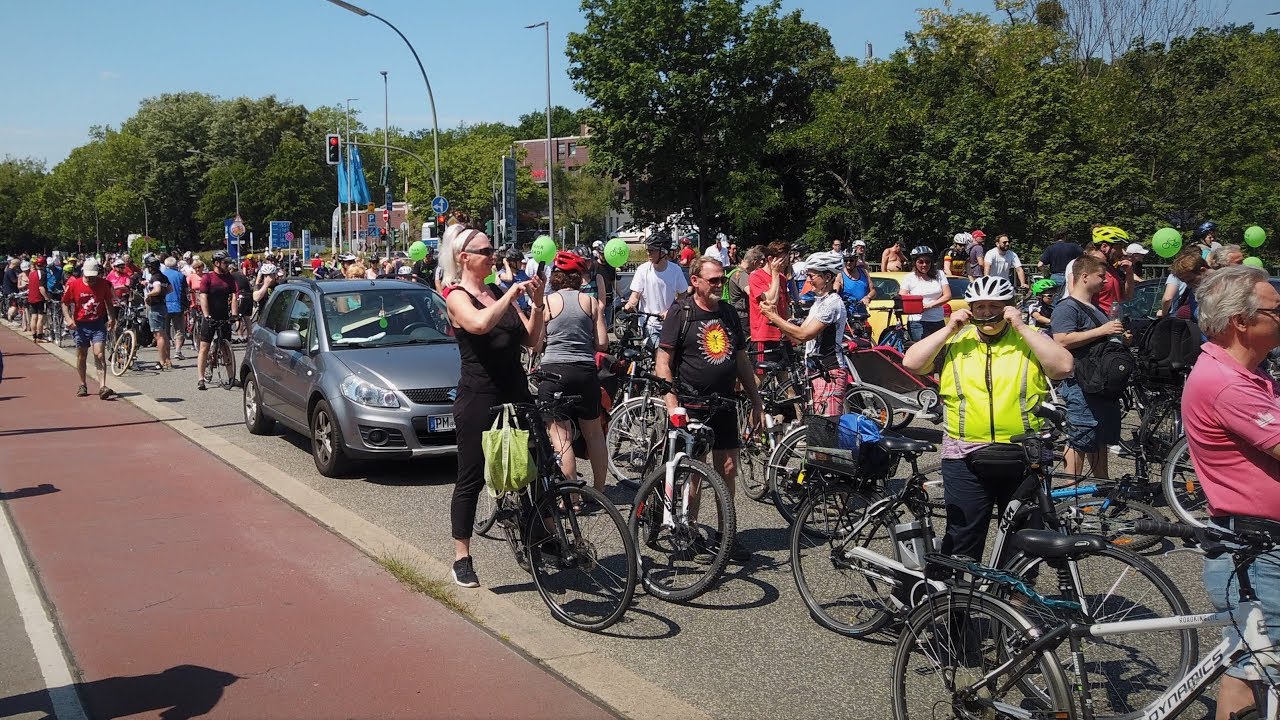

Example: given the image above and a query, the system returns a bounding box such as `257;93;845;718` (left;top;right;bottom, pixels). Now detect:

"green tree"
515;106;584;140
0;157;48;254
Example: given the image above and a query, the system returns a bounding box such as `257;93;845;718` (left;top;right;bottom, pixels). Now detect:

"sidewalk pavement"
0;327;613;720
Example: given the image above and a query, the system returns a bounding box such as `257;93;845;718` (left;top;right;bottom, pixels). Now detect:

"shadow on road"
0;664;239;720
0;484;59;501
0;419;161;438
597;605;682;640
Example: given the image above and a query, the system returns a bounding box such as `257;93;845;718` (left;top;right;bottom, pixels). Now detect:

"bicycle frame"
660;418;711;530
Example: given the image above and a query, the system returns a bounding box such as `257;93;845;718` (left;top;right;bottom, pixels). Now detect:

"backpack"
1066;298;1134;398
1135;315;1203;384
721;266;741;302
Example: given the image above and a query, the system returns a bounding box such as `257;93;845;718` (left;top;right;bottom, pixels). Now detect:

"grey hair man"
1206;243;1244;270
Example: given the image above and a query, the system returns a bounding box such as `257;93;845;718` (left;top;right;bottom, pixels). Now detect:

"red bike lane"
0;329;613;720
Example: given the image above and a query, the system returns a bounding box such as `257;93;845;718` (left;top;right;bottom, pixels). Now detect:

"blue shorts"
146;309;169;339
1060;380;1120;452
1203;521;1280;681
72;320;108;348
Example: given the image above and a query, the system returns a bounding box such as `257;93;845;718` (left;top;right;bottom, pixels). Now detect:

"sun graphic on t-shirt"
700;320;732;364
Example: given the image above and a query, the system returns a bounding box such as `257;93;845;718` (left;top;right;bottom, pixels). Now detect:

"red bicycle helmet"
553;250;589;273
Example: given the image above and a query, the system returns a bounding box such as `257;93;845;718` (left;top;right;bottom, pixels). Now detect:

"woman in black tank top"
442;226;545;588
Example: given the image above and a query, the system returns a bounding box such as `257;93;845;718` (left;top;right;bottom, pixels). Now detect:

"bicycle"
891;520;1279;720
109;300;145;376
1162;436;1208;527
629;383;740;603
486;383;637;632
792;402;1197;715
200;318;237;389
46;299;68;347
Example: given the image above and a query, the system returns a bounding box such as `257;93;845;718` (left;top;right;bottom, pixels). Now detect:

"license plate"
427;414;455;433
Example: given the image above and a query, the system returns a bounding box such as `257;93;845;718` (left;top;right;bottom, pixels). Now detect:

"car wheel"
310;399;352;477
243;375;274;435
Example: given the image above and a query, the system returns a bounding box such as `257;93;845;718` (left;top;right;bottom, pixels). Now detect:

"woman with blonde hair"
441;222;546;588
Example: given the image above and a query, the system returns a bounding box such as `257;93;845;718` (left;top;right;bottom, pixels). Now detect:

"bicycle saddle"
755;360;782;372
875;433;935;455
1012;529;1108;560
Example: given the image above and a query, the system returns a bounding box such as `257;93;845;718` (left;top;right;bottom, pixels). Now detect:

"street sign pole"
502;153;518;248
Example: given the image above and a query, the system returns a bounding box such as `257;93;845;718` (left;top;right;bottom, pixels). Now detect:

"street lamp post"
345;97;358;256
381;70;391;250
107;177;148;247
186;148;240;218
326;0;441;199
525;20;554;243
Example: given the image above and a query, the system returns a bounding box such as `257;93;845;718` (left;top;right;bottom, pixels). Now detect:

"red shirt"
679;247;696;266
188;273;203;308
1182;342;1280;522
61;276;115;323
1092;265;1123;317
27;269;45;303
747;268;790;343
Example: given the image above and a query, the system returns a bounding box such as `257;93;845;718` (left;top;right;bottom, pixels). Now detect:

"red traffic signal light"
325;134;341;165
437;214;447;227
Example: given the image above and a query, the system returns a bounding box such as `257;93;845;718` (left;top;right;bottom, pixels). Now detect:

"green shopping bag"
482;404;534;496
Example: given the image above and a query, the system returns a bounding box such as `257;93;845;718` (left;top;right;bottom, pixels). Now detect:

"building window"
568;142;577;157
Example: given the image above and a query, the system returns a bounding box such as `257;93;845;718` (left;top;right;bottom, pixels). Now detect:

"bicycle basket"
804;415;861;475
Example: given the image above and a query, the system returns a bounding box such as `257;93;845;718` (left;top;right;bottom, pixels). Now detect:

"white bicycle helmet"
910;245;934;258
965;275;1016;302
953;232;973;246
804;251;843;275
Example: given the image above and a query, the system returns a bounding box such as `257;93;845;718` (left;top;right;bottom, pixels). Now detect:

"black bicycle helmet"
1194;221;1218;240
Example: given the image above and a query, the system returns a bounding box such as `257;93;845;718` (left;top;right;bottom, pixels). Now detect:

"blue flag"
337;146;373;205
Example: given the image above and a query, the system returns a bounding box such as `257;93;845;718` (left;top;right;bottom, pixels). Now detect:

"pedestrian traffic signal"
325;134;341;165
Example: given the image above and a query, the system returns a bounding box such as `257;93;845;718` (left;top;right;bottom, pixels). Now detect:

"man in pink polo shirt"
1182;264;1280;720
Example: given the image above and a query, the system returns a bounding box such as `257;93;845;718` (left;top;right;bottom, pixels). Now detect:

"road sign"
269;220;291;250
229;219;245;238
225;218;241;260
367;213;376;225
431;196;449;215
302;230;312;262
502;157;517;246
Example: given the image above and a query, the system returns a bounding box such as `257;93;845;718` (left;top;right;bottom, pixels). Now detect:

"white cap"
1124;243;1149;256
83;258;102;277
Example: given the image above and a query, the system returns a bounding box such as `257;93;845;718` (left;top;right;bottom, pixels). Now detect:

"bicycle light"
670;407;688;428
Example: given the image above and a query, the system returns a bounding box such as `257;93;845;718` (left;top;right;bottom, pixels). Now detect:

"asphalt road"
96;339;1218;720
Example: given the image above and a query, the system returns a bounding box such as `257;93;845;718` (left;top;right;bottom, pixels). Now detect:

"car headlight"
340;375;400;408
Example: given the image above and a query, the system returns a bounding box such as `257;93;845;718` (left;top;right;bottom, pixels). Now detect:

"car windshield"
872;277;900;296
321;287;455;348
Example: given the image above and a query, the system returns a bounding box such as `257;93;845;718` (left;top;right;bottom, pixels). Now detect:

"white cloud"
100;70;120;81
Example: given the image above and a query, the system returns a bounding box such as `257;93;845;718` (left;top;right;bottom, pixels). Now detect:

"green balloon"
1244;225;1267;248
483;271;497;285
531;235;557;263
1243;256;1265;269
1151;227;1183;259
408;240;428;262
603;238;629;268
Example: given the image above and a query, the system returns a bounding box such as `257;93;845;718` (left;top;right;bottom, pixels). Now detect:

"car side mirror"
277;330;304;351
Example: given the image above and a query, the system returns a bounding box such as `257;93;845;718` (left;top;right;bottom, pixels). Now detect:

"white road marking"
0;503;88;720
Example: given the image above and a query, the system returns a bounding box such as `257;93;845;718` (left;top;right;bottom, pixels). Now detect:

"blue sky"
2;0;1277;166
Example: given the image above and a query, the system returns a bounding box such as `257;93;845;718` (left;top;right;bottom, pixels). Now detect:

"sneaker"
76;384;88;397
716;531;753;564
99;387;116;400
176;351;187;361
452;557;480;588
197;379;207;391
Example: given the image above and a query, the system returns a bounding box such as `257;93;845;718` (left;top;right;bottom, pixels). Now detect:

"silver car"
240;278;460;477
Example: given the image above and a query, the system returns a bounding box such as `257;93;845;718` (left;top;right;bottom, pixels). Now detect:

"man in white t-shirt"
984;234;1026;289
624;233;689;344
704;232;730;266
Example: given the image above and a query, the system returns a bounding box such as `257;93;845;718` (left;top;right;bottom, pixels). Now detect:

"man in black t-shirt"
197;252;239;391
230;265;254;342
1038;230;1083;286
656;256;764;563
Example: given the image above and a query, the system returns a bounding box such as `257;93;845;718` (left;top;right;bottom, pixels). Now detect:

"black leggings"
451;386;529;541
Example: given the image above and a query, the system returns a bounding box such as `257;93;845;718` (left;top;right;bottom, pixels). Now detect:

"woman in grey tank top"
540;251;609;504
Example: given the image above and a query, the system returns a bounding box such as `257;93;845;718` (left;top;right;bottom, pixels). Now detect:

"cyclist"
623;232;688;346
539;250;609;503
252;262;280;310
1194;220;1221;259
898;246;952;342
1023;278;1058;331
758;252;849;416
60;258;118;399
196;251;238;391
966;230;988;278
2;258;20;325
27;256;51;342
1180;264;1280;720
942;233;970;277
161;257;188;361
747;241;793;364
1207;243;1245;270
143;255;172;370
725;245;763;336
442;224;545;588
656;255;763;563
106;257;132;299
229;260;254;341
838;249;875;328
901;276;1072;561
983;234;1026;290
1064;226;1136;316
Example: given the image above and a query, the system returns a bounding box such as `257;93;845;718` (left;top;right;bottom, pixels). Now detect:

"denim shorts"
146;310;169;339
1059;380;1120;452
1202;522;1280;681
72;320;108;348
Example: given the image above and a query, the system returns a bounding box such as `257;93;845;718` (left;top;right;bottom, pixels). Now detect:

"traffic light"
325;134;341;165
437;214;447;228
484;220;494;237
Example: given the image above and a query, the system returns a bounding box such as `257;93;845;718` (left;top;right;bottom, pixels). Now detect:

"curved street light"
106;177;149;244
186;148;240;218
326;0;441;198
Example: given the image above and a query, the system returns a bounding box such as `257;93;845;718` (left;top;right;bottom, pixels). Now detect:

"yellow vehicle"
863;272;971;343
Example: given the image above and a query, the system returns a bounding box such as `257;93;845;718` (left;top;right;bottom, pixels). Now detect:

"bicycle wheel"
110;330;136;376
1135;393;1181;466
213;339;235;388
605;397;666;490
844;384;892;429
737;405;770;501
529;485;636;632
1002;546;1196;720
473;488;498;536
630;458;736;603
766;425;808;525
791;485;900;638
893;587;1076;720
1162;437;1207;528
1053;498;1164;553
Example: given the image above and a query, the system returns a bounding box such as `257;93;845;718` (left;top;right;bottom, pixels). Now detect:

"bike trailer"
846;345;938;397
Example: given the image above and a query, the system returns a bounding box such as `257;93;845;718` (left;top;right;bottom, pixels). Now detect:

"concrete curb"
18;329;711;720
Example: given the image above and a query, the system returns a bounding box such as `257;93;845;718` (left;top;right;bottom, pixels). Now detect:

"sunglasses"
463;246;495;257
1256;306;1280;320
697;275;726;285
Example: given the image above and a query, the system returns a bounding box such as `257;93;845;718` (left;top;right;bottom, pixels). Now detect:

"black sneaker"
197;379;207;391
719;532;752;564
452;556;480;588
